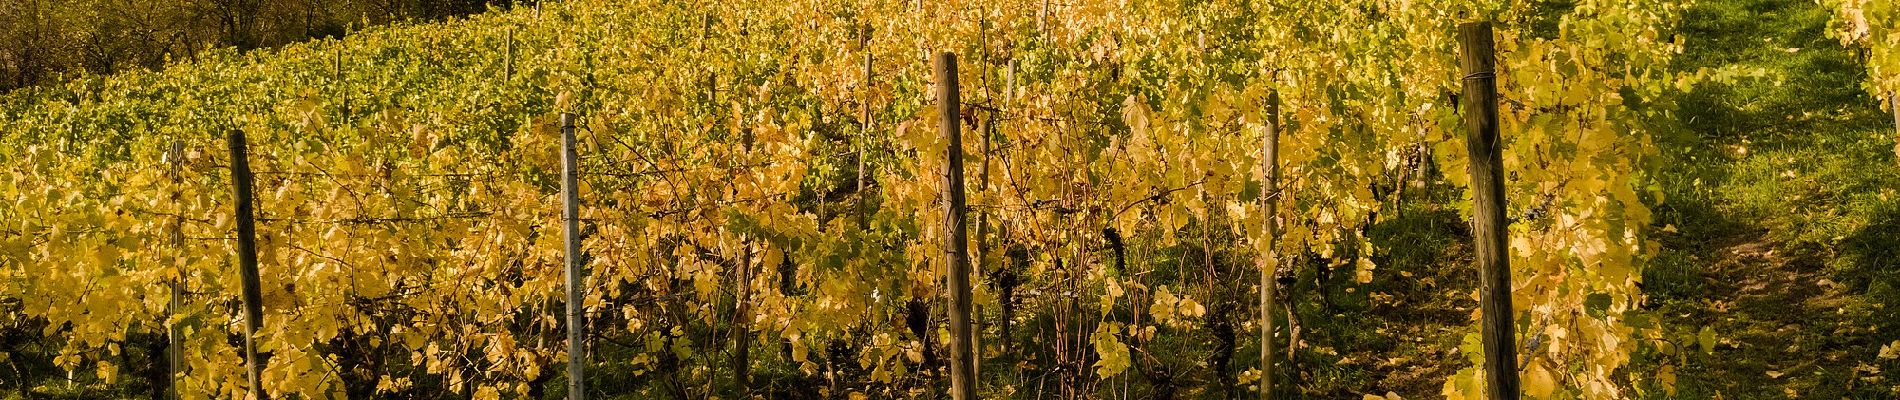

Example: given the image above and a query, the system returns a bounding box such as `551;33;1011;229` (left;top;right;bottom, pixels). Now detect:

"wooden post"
1890;92;1899;132
936;52;977;400
1458;21;1520;400
969;17;991;379
972;115;990;382
733;243;752;394
335;49;348;128
973;61;1005;269
166;141;185;400
504;29;515;82
1258;88;1281;399
226;131;266;400
560;113;586;400
858;31;874;229
1889;92;1899;161
969;58;1011;382
1039;0;1051;42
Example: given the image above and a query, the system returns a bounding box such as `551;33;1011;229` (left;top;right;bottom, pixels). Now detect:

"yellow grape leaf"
1355;257;1376;284
1524;363;1556;399
904;345;924;364
1091;324;1130;377
96;360;119;384
1657;364;1678;396
473;385;501;400
1122;95;1152;139
1237;368;1259;385
1177;298;1205;318
1151;286;1178;319
1363;392;1403;400
1441;367;1483;400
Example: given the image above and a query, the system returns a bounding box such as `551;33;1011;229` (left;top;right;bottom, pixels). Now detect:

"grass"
1313;0;1900;397
1269;178;1479;398
1629;0;1900;397
1237;0;1900;396
4;0;1895;397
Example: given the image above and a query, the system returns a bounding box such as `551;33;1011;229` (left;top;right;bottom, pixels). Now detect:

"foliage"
1827;0;1899;100
0;0;1686;398
0;0;521;91
1627;0;1900;397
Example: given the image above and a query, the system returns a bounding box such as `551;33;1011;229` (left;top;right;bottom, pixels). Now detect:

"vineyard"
2;0;1898;399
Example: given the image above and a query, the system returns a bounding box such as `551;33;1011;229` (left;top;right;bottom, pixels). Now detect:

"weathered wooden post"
332;48;342;82
166;141;185;400
1039;0;1052;42
1889;93;1899;161
1258;88;1281;399
734;244;752;393
560;113;586;400
226;131;266;399
1890;92;1899;132
858;29;874;229
1458;21;1520;400
504;29;515;82
936;52;977;400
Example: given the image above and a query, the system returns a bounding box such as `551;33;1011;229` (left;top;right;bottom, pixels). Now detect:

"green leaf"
1239;179;1261;202
1622;311;1654;329
1584;293;1612;317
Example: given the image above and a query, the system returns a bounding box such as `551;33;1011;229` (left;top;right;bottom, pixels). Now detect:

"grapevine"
0;0;1684;398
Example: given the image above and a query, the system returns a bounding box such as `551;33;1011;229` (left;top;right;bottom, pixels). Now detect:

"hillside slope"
1632;0;1900;397
0;0;1819;399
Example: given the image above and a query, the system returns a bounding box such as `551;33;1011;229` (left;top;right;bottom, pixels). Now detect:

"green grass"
1631;0;1900;397
2;0;1894;397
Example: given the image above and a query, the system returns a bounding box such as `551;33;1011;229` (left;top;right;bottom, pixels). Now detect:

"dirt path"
1652;231;1894;398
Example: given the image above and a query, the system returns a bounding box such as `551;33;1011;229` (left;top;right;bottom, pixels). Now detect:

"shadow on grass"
1838;209;1900;332
1286;192;1477;398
